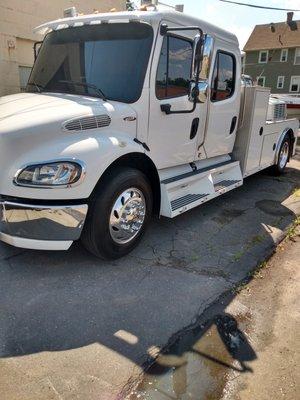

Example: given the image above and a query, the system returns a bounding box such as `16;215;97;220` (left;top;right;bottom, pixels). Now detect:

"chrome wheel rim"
109;188;146;244
279;142;289;169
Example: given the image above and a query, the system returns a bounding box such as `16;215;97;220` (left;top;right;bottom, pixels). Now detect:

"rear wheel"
81;168;153;259
272;136;291;175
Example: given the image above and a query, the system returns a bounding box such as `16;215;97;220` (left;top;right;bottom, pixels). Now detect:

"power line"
219;0;300;12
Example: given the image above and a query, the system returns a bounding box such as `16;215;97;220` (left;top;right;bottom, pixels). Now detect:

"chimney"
287;12;293;25
287;12;297;30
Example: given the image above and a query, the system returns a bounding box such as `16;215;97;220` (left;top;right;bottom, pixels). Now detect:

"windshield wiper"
58;80;106;101
27;81;45;93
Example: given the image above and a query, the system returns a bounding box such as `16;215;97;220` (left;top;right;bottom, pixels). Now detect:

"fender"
274;127;296;164
1;131;148;201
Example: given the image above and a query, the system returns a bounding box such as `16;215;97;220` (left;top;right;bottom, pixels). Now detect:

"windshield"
27;22;153;103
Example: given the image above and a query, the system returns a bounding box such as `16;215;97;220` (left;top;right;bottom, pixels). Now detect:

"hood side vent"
63;115;111;131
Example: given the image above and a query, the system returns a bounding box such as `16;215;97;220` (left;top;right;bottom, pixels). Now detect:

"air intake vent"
63;115;111;131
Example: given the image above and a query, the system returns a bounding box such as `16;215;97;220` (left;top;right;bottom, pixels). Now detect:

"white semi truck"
0;8;298;259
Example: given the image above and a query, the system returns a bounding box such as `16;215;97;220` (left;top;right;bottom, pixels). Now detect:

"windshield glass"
27;22;153;103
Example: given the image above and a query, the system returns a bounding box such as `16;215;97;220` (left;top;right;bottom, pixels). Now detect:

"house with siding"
243;18;300;94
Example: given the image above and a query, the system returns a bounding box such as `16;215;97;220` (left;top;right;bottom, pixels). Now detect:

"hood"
0;91;137;153
0;92;135;128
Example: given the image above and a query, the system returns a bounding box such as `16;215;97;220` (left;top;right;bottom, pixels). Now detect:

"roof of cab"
34;9;238;47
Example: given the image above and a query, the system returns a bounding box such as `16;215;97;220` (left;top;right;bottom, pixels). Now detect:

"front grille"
63;114;111;131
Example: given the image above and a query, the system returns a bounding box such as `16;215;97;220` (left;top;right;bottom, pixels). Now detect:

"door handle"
190;117;199;140
229;116;237;134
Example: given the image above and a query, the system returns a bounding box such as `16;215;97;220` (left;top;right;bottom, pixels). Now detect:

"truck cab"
0;9;297;259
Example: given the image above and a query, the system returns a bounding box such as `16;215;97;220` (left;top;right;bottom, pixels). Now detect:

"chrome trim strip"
0;201;88;244
13;158;86;189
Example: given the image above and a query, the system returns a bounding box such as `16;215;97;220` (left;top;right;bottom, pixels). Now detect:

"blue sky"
152;0;300;49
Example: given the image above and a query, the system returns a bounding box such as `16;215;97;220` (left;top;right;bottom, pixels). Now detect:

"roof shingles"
243;20;300;51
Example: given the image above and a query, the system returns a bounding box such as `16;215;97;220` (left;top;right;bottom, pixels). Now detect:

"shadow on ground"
0;156;299;398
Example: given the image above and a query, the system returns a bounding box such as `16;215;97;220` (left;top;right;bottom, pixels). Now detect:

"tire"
271;135;291;175
81;168;153;259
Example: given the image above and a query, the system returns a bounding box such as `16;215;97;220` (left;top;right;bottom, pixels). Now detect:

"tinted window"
211;52;235;102
27;23;153;103
156;36;192;99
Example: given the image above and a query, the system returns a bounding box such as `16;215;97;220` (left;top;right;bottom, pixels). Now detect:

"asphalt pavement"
0;151;299;400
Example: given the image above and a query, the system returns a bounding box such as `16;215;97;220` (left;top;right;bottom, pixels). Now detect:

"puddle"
129;314;256;400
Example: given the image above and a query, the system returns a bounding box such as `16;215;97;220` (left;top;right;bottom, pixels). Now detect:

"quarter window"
211;51;235;102
277;76;285;89
259;50;268;63
156;35;192;99
280;49;288;62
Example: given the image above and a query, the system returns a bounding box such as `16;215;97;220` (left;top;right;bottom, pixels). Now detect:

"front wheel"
81;168;153;259
271;136;291;175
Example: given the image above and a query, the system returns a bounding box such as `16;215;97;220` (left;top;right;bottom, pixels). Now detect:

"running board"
160;161;243;217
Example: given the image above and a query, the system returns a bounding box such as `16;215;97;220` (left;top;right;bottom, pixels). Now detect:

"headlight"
14;161;85;188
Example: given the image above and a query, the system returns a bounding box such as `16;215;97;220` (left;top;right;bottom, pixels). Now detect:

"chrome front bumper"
0;200;88;250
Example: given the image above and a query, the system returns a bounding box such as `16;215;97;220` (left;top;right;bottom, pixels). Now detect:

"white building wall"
0;0;125;96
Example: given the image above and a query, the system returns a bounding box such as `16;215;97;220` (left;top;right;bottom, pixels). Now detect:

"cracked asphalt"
0;150;299;400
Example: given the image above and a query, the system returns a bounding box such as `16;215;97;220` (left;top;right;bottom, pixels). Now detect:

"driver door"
148;32;205;169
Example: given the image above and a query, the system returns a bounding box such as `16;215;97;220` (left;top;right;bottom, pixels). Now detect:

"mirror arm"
161;101;197;115
33;41;43;60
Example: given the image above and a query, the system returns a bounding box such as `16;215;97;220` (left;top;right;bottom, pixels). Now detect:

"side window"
211;51;235;102
156;35;192;99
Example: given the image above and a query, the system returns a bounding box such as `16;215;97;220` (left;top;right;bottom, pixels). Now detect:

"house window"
290;76;300;92
259;50;268;63
19;66;32;91
156;35;193;99
211;51;236;102
257;76;266;87
294;48;300;65
277;76;285;89
280;49;288;62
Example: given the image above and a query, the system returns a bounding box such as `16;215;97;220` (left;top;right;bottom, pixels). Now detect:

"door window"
156;35;192;99
211;51;236;102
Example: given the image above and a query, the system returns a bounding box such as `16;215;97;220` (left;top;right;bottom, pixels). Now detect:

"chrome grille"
63;115;111;131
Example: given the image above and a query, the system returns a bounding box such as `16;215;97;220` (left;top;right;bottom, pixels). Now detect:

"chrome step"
214;179;240;192
171;193;209;211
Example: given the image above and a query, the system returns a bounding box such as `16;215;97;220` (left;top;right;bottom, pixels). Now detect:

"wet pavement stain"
212;209;245;225
255;200;293;217
129;314;256;400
